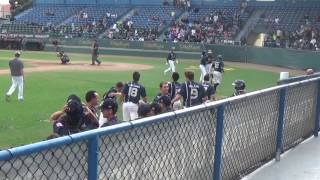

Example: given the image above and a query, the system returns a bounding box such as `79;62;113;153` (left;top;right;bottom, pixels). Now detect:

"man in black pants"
91;40;101;65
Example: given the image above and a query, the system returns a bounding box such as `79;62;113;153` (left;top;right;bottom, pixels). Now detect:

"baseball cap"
100;99;118;113
208;50;213;54
15;51;21;55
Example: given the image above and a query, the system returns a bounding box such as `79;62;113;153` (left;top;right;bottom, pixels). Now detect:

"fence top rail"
0;76;319;161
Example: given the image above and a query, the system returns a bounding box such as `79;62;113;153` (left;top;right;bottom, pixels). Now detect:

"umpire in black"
91;40;101;65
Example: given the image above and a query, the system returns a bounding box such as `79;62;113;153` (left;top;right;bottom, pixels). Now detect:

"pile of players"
49;69;246;138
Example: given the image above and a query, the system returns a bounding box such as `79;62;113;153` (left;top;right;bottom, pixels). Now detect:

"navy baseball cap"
100;99;118;113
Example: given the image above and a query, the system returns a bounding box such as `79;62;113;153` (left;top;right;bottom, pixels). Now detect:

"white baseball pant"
206;63;212;74
199;64;207;82
122;102;139;121
213;71;222;84
164;60;176;74
6;76;24;100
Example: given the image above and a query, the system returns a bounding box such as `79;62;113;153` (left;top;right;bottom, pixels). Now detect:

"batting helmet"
217;54;223;61
232;80;246;91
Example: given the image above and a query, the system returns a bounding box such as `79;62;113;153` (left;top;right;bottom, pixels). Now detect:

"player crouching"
232;80;246;96
57;51;70;65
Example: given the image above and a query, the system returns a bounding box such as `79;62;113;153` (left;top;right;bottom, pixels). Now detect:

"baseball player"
153;81;170;103
168;72;182;110
164;47;178;75
91;40;101;65
199;51;208;82
206;50;214;74
202;74;216;102
172;71;205;108
100;99;119;128
5;51;24;102
58;51;70;64
121;71;147;121
232;80;246;96
102;82;124;102
211;54;224;91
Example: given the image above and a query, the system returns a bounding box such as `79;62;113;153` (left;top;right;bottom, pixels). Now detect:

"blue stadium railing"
0;77;319;180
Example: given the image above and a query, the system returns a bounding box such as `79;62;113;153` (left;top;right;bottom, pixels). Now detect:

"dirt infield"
0;53;305;76
0;60;154;75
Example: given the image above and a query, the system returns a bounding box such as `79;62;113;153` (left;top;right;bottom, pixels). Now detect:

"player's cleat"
97;61;101;65
5;95;10;102
18;98;24;102
91;63;95;66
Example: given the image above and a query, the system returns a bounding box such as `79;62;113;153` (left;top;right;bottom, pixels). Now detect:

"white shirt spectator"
111;13;117;19
139;37;145;41
106;12;111;18
112;23;117;30
276;29;282;37
311;38;317;45
71;23;75;32
214;15;219;23
191;29;196;36
171;11;175;17
187;0;191;8
275;17;279;24
83;13;88;19
127;20;133;28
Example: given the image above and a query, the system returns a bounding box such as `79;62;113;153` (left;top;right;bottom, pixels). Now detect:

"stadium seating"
63;6;130;28
14;5;84;26
165;5;250;44
130;6;182;29
258;6;320;31
0;23;43;34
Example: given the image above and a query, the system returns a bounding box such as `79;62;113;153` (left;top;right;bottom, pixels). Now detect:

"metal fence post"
88;135;99;180
314;80;320;137
213;104;225;180
275;88;286;161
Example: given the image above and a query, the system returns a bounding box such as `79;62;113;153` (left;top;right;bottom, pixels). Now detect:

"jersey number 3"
129;87;138;97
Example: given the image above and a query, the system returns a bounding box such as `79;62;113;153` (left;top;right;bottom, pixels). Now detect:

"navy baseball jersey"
103;87;117;101
168;81;181;100
179;81;205;107
123;82;146;104
202;82;215;100
167;52;176;62
200;56;208;66
213;61;224;72
153;93;171;103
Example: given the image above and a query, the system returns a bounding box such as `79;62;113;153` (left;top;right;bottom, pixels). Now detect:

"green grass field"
0;50;279;149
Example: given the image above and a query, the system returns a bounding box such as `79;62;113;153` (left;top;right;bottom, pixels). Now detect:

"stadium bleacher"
14;5;84;26
0;1;319;50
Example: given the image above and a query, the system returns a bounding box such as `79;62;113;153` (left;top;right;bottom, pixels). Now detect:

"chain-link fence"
0;78;319;180
221;90;280;179
0;141;88;180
